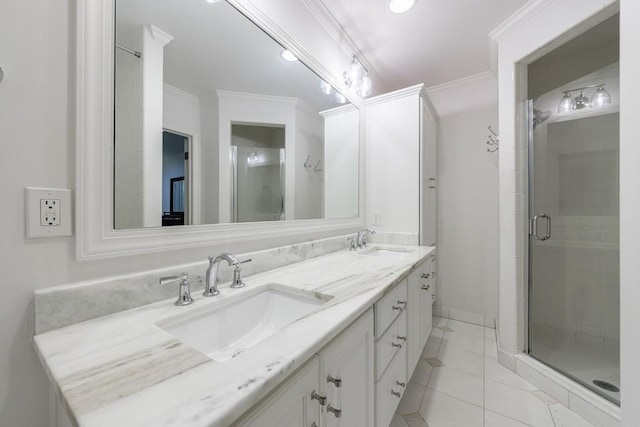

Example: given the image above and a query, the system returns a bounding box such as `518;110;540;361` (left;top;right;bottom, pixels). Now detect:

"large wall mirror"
76;0;363;259
113;0;359;230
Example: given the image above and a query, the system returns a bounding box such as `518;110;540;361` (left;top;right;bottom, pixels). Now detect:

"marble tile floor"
390;316;594;427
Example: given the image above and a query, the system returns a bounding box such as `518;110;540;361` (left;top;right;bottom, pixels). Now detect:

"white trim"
319;103;358;118
488;0;554;43
425;71;495;94
149;25;174;45
365;84;438;121
75;0;364;260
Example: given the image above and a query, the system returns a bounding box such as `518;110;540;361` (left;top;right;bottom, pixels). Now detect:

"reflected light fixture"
334;92;347;104
389;0;417;14
280;50;298;62
343;56;373;98
320;80;333;95
557;83;611;113
205;0;222;3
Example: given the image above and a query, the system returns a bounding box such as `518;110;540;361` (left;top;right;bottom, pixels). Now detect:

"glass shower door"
528;103;620;404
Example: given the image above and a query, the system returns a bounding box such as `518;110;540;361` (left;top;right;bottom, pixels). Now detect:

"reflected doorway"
162;130;190;226
231;124;285;223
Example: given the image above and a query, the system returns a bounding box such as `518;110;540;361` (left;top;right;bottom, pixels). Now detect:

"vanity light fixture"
557;83;611;113
389;0;417;14
343;56;373;98
280;50;298;62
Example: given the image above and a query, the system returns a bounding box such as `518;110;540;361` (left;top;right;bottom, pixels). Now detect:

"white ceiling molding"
426;71;498;117
299;0;390;94
488;0;554;76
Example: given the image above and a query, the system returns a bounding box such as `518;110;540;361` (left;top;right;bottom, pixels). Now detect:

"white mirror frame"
76;0;364;260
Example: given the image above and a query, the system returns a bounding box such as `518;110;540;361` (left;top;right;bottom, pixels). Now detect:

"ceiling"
318;0;529;91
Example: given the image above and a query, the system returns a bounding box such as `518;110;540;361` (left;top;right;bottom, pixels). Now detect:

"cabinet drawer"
375;344;407;427
374;280;408;339
375;309;407;380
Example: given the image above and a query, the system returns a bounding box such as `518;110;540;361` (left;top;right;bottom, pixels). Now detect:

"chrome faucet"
356;228;376;249
203;253;252;297
160;272;193;306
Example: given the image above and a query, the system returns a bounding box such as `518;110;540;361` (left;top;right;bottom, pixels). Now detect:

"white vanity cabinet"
419;255;436;348
237;357;322;427
236;309;374;427
406;255;434;387
374;280;409;427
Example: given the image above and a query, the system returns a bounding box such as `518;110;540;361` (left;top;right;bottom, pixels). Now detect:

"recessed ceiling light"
205;0;221;3
389;0;416;14
280;50;298;62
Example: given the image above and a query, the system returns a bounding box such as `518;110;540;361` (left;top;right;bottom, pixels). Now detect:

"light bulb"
574;91;589;109
320;80;333;95
389;0;416;14
358;75;372;97
591;86;611;108
280;50;298;62
334;92;346;104
347;60;363;83
557;93;575;113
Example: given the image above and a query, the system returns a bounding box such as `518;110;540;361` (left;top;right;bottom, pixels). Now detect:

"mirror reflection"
114;0;359;230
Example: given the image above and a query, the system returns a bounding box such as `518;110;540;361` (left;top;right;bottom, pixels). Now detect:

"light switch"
26;187;72;238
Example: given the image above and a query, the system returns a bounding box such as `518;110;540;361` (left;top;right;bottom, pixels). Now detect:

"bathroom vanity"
33;244;436;426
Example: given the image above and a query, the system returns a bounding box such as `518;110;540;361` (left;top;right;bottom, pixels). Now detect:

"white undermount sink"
157;287;331;362
361;247;412;260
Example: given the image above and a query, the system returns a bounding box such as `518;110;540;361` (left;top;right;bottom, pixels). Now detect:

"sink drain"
593;380;619;392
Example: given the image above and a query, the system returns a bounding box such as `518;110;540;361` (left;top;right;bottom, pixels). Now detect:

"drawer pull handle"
421;285;430;291
327;404;342;418
396;335;407;341
397;300;407;306
327;375;342;387
311;423;318;427
392;305;402;311
421;273;430;279
392;342;402;348
391;390;402;397
396;381;406;388
311;391;326;406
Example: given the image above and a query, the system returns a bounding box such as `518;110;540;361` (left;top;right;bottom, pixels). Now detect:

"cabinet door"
237;357;321;427
321;309;374;427
406;267;423;377
420;98;438;247
419;256;436;350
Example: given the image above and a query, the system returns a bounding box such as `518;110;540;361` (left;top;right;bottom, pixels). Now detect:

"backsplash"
35;232;420;334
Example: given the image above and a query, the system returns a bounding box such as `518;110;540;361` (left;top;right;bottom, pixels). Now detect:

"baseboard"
433;305;495;329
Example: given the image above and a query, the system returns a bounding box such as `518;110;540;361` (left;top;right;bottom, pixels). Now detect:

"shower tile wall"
114;48;144;229
531;113;620;350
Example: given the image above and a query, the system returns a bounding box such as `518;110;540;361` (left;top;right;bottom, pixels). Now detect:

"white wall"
0;1;360;426
294;102;324;220
435;104;499;320
619;0;640;422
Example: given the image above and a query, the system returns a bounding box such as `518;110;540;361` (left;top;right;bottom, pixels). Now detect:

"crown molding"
216;89;299;106
426;71;495;94
319;103;358;118
489;0;554;44
364;83;425;107
148;25;174;46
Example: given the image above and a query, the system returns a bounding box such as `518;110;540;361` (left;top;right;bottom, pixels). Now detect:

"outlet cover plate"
25;187;72;238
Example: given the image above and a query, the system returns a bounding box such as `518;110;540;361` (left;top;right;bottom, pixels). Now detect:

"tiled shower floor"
390;316;593;426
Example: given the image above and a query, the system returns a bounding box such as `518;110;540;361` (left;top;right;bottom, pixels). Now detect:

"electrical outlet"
373;211;382;226
40;199;60;226
26;187;72;238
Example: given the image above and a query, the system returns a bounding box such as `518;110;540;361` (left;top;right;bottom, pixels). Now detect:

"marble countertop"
33;244;434;427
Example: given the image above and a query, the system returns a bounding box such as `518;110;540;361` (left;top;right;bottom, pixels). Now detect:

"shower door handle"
532;214;551;241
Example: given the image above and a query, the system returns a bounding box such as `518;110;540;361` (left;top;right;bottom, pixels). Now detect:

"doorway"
162;130;190;226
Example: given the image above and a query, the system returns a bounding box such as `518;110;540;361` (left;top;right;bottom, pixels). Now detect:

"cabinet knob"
327;404;342;418
391;390;402;397
395;381;406;388
396;335;407;341
429;185;436;189
421;273;430;279
397;300;407;306
421;285;430;291
327;375;342;387
392;342;402;348
311;391;326;406
392;305;403;311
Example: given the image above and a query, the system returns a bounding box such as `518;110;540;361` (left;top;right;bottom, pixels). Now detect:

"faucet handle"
231;260;251;289
347;236;357;251
160;273;193;306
